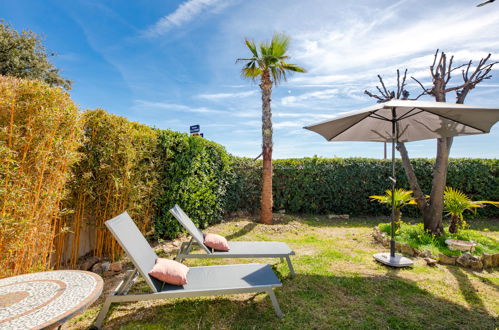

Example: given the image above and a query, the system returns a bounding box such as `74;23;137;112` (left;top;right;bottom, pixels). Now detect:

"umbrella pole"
373;110;412;267
390;118;396;258
373;108;413;267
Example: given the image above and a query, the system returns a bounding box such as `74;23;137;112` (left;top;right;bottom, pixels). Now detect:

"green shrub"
154;131;232;238
227;157;498;218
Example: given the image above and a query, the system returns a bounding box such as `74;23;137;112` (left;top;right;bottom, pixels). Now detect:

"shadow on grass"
469;271;499;291
447;267;488;314
464;217;499;232
225;222;257;241
99;272;495;329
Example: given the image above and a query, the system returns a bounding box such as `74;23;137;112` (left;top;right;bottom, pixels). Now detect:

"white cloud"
274;112;336;119
197;90;257;100
281;88;339;106
134;100;227;114
274;121;307;129
145;0;229;37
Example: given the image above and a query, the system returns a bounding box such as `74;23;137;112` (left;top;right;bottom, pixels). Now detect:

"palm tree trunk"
394;209;402;229
260;70;273;224
448;214;459;234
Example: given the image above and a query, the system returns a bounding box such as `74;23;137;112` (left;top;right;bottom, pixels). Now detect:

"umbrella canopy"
304;100;499;267
304;100;499;142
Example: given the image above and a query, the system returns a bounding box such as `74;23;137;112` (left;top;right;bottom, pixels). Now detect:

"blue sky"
2;0;499;158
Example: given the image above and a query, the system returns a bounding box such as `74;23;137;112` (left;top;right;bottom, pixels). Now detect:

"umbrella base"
373;252;413;268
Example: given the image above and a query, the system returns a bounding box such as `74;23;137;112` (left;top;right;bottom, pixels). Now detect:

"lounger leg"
175;243;185;262
285;256;296;277
176;238;194;263
94;297;112;329
267;289;283;318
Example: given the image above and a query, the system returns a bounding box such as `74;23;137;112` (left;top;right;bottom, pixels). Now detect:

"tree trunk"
260;70;273;224
420;91;447;235
394;209;402;229
424;137;451;235
397;142;428;216
448;214;459;234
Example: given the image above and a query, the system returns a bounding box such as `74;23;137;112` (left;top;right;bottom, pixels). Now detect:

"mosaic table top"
0;270;103;330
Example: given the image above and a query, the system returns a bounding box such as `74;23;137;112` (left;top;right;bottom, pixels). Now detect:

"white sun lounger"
93;212;283;328
169;205;296;276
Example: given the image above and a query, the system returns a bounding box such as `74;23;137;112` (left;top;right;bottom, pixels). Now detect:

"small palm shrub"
370;189;416;228
443;187;498;233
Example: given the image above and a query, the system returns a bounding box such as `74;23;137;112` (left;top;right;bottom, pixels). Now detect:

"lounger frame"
94;212;283;329
170;205;296;276
176;238;296;276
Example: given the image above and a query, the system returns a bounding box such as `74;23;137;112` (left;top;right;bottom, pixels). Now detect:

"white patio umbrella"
304;100;499;267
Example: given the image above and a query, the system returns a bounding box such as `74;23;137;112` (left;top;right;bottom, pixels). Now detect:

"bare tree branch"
363;90;385;102
253;152;262;161
410;77;430;100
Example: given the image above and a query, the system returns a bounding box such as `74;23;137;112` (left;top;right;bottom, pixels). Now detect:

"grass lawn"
67;215;499;329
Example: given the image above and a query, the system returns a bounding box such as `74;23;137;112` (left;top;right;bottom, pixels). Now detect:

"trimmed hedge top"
226;157;498;218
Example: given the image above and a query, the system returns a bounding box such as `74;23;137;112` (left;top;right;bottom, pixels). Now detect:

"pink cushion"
204;233;230;251
148;258;189;285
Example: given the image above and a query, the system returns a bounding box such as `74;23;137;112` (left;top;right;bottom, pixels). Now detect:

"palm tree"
237;33;306;224
370;189;417;229
443;187;498;233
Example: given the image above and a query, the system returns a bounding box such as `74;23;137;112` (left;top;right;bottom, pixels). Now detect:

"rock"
80;256;100;271
101;262;111;272
382;237;390;247
395;242;402;252
424;257;438;266
470;260;483;271
91;262;103;274
481;253;493;268
492;253;499;267
328;214;349;220
456;252;476;267
172;241;180;247
419;250;433;258
438;254;457;265
278;209;286;214
109;261;123;272
401;244;415;256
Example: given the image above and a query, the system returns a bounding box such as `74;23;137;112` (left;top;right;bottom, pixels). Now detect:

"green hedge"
153;131;233;238
226;157;499;218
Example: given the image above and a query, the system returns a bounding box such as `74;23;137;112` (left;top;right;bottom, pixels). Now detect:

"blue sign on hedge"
190;124;200;133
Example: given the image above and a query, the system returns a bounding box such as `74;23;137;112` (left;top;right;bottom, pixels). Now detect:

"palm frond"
270;33;290;57
443;186;498;219
241;64;262;81
282;63;307;73
244;39;259;57
369;189;416;208
237;32;306;85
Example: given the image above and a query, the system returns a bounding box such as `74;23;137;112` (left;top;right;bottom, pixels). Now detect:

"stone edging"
372;227;499;270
